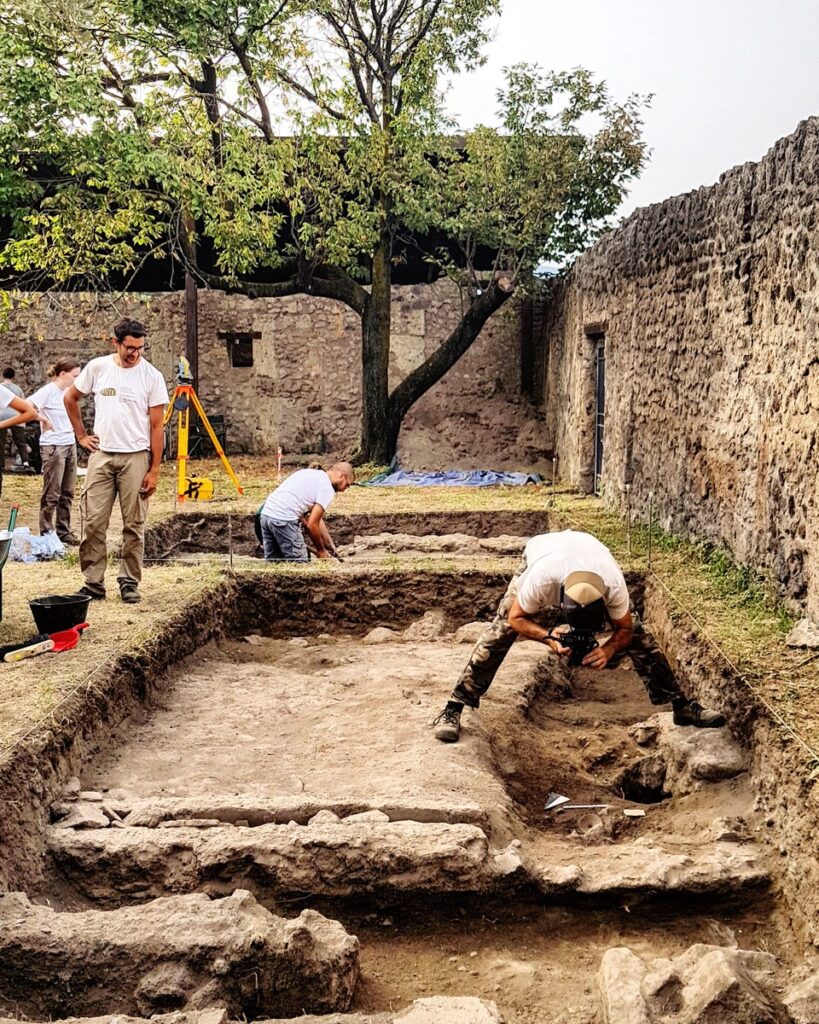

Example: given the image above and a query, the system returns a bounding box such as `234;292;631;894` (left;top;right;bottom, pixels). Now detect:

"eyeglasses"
116;341;148;354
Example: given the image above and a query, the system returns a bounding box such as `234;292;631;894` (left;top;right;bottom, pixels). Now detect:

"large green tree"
0;0;648;462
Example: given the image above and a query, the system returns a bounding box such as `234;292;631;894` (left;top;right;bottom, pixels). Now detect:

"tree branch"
195;266;369;315
228;31;274;142
388;277;515;421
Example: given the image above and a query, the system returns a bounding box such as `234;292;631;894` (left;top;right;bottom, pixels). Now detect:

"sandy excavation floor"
41;609;797;1024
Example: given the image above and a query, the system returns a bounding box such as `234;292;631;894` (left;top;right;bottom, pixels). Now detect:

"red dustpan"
49;622;89;653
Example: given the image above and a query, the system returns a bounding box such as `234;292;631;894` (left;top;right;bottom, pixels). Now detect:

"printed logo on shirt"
119;386;138;404
100;388;116;396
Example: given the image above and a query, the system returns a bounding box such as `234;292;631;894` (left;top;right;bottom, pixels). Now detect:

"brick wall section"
1;280;550;471
543;117;819;614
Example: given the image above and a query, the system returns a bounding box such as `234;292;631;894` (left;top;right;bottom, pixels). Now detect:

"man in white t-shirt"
433;530;724;743
64;318;169;603
259;464;354;561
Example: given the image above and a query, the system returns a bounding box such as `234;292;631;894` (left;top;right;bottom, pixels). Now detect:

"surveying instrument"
163;356;243;503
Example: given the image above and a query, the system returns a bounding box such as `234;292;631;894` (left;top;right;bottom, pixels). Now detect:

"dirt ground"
41;607;800;1024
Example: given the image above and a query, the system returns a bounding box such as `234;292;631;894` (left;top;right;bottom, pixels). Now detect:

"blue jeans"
259;515;309;562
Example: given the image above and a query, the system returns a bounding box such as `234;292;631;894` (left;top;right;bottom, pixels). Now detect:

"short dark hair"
2;367;14;379
112;318;147;343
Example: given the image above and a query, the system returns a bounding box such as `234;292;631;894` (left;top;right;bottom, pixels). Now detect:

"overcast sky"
446;0;819;220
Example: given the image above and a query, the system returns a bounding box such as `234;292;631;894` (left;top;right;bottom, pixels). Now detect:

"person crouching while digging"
432;529;725;743
259;463;355;562
64;318;169;604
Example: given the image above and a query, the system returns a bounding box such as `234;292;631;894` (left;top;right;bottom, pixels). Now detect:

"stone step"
0;996;503;1024
0;889;357;1020
530;837;769;901
48;818;524;905
106;795;490;830
49;812;769;907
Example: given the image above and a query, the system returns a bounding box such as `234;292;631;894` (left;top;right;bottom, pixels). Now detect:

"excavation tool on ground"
0;504;18;622
163;356;243;503
1;622;89;662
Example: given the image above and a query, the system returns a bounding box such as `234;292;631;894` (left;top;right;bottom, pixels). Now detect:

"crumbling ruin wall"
543;117;819;615
0;281;550;469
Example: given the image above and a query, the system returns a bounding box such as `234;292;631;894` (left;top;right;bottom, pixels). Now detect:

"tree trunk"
381;279;515;461
356;225;393;464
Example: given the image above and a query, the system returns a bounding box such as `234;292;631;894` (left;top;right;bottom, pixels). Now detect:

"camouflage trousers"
451;559;527;708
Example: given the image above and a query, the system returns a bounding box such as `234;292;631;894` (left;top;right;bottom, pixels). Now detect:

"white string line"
648;569;819;764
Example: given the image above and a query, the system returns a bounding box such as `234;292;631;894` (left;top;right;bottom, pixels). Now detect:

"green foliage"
0;0;648;298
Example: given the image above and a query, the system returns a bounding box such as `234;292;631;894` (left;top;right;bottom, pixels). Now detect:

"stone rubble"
598;943;789;1024
403;609;450;641
785;618;819;649
0;889;358;1020
628;713;746;795
454;622;489;644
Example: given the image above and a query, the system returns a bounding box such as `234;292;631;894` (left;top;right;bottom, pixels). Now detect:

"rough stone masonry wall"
543;117;819;615
1;280;550;470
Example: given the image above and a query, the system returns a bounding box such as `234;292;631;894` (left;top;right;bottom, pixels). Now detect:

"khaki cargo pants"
79;450;150;594
451;558;527;708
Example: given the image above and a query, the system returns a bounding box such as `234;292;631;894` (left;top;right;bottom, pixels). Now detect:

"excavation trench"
0;552;815;1024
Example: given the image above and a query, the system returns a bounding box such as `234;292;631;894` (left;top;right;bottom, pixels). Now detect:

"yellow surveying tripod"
163;356;243;503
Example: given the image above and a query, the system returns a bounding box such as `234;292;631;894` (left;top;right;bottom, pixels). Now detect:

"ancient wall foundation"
543;117;819;615
0;280;550;470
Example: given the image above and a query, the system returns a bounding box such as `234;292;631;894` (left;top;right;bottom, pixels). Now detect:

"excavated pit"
1;558;815;1024
144;509;549;561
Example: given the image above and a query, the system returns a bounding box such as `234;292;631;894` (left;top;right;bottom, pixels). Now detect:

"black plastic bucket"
29;594;92;634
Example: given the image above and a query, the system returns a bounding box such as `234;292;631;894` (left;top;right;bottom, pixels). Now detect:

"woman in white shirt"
0;382;37;498
28;359;81;543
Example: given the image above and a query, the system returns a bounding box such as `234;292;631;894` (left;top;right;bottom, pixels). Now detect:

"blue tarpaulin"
362;469;542;487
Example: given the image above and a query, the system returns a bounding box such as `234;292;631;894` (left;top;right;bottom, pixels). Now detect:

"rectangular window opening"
218;331;259;368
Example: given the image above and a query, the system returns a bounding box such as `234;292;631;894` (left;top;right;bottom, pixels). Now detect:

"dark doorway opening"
591;333;605;494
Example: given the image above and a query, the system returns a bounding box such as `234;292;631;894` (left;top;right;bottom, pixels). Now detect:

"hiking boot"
60;534;80;546
119;583;141;604
672;698;725;728
76;584;106;601
433;704;462;743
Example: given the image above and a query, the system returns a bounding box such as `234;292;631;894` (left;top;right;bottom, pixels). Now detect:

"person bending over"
259;463;354;562
433;529;724;743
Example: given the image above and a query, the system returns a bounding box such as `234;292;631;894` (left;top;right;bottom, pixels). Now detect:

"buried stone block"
598;943;787;1024
0;889;358;1020
48;820;521;904
628;713;746;795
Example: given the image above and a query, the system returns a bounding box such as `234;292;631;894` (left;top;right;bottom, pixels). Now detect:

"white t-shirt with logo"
28;382;75;446
262;469;336;522
516;530;630;619
74;356;169;453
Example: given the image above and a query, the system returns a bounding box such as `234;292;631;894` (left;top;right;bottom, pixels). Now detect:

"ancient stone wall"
543;117;819;614
1;280;550;470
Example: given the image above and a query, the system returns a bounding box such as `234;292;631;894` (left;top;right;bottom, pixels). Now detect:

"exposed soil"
143;510;549;559
0;560;816;1024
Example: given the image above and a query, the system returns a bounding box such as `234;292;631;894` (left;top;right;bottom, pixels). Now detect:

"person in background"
64;318;169;603
1;367;32;470
0;379;38;497
28;359;82;545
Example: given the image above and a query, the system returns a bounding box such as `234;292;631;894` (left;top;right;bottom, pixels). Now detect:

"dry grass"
2;461;818;762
